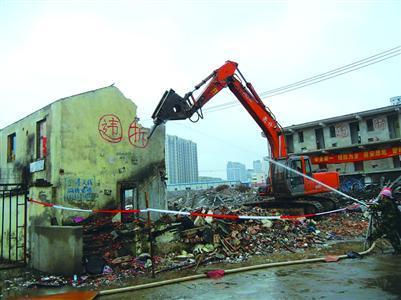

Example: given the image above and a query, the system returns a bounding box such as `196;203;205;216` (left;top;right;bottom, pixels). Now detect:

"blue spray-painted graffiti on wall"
340;177;364;193
65;177;98;201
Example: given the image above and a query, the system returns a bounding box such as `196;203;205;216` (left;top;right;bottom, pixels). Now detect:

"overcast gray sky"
1;0;400;179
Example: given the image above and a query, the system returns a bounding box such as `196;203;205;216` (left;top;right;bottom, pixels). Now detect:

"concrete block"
31;225;83;276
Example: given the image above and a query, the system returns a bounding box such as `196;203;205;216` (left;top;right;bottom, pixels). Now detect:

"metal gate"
0;183;28;268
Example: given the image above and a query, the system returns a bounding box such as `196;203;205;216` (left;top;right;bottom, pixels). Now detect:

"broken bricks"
3;202;369;295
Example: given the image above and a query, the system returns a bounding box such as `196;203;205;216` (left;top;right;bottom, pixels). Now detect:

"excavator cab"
271;156;309;198
271;156;339;200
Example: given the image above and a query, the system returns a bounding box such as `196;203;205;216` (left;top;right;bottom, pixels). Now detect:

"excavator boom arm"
151;60;287;159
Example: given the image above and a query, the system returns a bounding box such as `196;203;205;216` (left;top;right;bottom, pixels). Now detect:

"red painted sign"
128;120;149;148
98;114;123;143
311;146;401;165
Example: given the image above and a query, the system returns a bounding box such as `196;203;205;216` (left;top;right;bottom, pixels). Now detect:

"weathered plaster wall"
56;87;166;222
361;114;393;143
293;128;316;153
292;112;401;154
0;105;56;261
0;86;166;262
0;105;52;185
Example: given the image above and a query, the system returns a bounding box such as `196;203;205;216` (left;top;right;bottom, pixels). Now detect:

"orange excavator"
150;61;340;213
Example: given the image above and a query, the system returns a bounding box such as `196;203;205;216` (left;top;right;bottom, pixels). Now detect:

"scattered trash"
72;216;85;223
346;251;363;259
206;269;225;279
102;265;113;274
85;256;106;275
324;255;340;262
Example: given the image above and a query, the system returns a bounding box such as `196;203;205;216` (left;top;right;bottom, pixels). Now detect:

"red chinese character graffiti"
98;114;123;143
128;119;149;148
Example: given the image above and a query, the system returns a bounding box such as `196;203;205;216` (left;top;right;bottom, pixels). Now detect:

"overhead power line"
264;52;400;98
259;46;400;96
203;46;401;113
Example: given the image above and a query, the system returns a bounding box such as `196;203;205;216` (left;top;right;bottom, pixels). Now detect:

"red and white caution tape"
28;198;351;220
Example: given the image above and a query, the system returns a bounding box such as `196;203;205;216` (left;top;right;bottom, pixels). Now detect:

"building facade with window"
283;102;401;188
0;85;167;228
165;135;199;184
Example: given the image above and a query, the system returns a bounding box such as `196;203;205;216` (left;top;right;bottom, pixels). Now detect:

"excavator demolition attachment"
148;89;191;138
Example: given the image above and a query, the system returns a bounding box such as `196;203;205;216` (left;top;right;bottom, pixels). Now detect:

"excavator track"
305;194;340;211
246;194;340;215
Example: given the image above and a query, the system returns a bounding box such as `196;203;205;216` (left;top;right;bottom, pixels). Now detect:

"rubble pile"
167;207;368;261
317;213;369;239
167;185;259;210
2;205;369;294
82;214;163;277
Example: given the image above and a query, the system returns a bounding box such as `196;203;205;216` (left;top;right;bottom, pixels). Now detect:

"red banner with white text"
311;146;401;165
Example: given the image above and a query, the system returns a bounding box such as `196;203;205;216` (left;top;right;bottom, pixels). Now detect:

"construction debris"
167;185;258;210
2;199;369;298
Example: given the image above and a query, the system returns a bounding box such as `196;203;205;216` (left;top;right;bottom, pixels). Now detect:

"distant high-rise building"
165;135;199;184
253;160;262;172
227;161;247;182
262;158;270;174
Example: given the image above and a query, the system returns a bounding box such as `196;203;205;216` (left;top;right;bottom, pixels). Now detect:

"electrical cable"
264;52;400;98
259;46;400;96
202;47;401;113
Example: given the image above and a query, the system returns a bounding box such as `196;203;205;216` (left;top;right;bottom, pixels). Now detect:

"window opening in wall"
36;119;47;159
286;134;294;153
387;114;400;139
329;126;336;138
393;156;401;168
315;128;325;149
354;161;364;172
349;122;361;144
121;186;137;223
366;119;374;132
298;131;304;143
7;133;16;162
